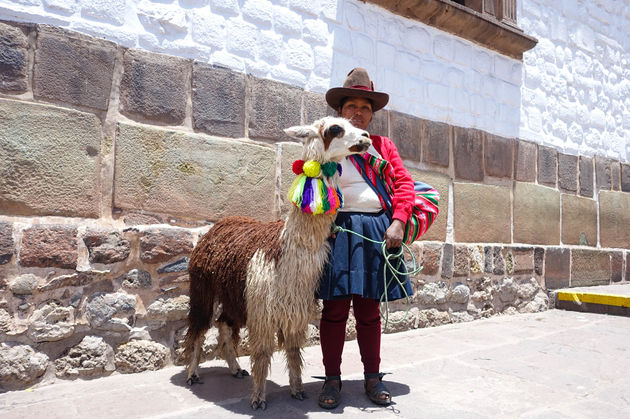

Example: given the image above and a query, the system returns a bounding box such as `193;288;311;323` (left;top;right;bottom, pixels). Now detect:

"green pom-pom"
321;161;338;177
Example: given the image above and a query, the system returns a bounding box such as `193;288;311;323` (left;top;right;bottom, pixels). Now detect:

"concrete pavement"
1;309;629;418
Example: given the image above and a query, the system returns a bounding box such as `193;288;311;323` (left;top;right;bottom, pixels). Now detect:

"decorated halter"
288;159;344;215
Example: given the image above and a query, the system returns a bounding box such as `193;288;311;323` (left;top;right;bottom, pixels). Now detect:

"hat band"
349;84;373;92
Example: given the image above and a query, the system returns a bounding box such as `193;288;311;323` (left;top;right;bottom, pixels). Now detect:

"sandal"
364;372;391;406
317;375;342;409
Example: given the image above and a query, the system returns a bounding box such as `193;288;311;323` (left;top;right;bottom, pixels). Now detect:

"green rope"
331;225;423;330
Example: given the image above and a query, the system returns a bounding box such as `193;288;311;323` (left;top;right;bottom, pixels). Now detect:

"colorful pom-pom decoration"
303;160;321;177
292;159;305;175
321;161;337;177
287;174;343;215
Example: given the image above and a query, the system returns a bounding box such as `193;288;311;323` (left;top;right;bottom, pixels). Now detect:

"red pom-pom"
292;159;305;175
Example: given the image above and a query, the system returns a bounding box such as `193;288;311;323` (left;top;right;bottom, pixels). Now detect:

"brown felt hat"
326;67;389;112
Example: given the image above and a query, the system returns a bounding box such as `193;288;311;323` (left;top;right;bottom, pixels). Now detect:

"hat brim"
326;87;389;112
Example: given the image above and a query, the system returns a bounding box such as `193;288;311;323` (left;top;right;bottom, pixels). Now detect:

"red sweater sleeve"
371;135;415;222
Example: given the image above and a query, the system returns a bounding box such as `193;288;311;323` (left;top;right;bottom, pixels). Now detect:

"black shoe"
364;372;391;406
317;375;342;409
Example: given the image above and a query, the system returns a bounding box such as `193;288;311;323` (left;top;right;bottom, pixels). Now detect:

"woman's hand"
384;219;405;249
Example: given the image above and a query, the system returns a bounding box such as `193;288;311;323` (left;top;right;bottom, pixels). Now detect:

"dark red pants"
320;295;381;376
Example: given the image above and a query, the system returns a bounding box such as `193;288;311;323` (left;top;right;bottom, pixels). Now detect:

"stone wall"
2;0;628;162
1;20;629;391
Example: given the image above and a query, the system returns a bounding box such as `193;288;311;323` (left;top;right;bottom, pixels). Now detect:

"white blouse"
338;145;383;213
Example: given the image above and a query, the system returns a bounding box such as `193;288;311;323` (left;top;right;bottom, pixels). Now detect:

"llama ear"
284;125;318;141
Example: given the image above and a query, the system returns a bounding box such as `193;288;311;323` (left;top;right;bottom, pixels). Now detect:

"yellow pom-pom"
303;160;321;177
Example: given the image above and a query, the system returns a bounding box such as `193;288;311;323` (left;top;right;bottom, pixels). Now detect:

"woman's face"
339;97;373;131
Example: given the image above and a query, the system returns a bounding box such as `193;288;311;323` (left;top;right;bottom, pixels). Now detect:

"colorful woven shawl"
348;154;440;244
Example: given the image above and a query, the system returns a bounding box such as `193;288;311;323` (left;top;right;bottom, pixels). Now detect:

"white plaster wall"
0;0;628;162
519;0;630;162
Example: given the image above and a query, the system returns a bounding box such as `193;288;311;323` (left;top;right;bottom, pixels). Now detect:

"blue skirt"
317;211;414;301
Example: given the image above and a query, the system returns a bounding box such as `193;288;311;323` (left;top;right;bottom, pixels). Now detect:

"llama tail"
182;265;215;363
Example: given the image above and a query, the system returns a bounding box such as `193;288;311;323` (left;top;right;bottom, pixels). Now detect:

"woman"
317;68;417;409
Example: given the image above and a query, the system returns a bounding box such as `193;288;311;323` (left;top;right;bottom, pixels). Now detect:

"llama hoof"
251;400;267;410
233;369;249;378
186;374;203;386
291;391;307;401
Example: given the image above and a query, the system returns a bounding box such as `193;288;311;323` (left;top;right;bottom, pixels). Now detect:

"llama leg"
283;329;307;400
217;321;248;378
186;334;204;385
248;329;275;410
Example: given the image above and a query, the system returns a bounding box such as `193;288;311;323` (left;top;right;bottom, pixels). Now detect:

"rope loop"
332;224;423;330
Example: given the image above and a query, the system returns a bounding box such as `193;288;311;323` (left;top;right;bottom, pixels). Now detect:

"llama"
183;116;371;410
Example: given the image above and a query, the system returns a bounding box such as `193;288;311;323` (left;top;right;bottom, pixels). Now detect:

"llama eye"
327;125;344;137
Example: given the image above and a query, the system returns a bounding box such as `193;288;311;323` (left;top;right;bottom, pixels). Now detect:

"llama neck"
282;207;335;251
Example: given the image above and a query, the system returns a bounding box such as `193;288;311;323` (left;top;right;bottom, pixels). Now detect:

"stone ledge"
366;0;537;59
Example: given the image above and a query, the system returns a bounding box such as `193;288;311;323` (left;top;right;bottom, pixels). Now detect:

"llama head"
284;117;371;162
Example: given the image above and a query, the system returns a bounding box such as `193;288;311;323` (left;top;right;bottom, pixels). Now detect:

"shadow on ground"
170;366;411;417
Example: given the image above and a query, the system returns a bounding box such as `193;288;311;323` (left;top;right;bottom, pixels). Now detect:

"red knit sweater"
369;135;416;223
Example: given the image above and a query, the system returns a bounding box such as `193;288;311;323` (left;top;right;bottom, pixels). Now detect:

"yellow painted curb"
557;292;630;308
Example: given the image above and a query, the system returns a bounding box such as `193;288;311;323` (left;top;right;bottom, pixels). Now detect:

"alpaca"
183;116;371;410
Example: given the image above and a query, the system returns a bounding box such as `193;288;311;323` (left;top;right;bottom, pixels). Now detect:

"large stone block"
545;248;569;289
20;225;78;269
0;99;102;217
120;49;190;125
579;156;593;197
421;243;442;276
511;247;534;274
34;26;116;110
390;111;421;161
558;153;578;192
0;223;13;265
611;252;623;283
86;292;136;331
484;134;513;178
454;127;483;181
621;163;630;193
83;230;131;264
561;194;597;246
0;343;49;391
595;156;612;191
301;90;332;126
453;245;470;277
279;141;303;216
193;63;245;137
408;169;450;242
513;182;560;245
493;246;505;275
571;249;610;287
514;140;536;182
422;119;450;168
114;340;169;373
0;22;29;93
55;336;115;378
453;183;511;243
537;145;557;187
534;247;544;275
140;229;193;263
599;191;630;249
247;76;302;141
114;122;276;221
441;243;453;279
369;109;389;137
27;301;75;342
611;161;620;191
